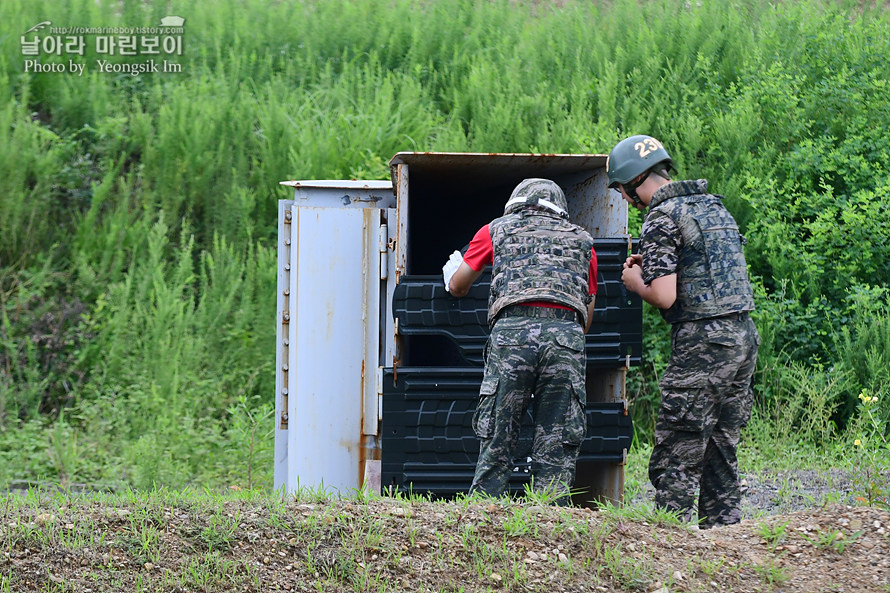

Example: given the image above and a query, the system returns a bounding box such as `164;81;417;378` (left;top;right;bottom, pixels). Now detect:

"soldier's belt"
497;304;580;325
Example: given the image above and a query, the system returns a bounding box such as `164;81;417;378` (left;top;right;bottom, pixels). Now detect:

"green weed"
598;500;687;528
199;511;239;552
846;388;890;508
692;554;727;580
756;520;789;550
752;558;791;587
598;543;652;590
501;506;535;538
804;528;862;554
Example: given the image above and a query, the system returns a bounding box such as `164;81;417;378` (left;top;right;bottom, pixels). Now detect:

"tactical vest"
488;209;594;328
647;182;754;323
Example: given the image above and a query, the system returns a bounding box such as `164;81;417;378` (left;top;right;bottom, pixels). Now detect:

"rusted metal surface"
388;152;622;239
394;164;408;285
386;151;624;268
564;172;626;239
361;207;382;440
385;152;631;504
382;208;399;373
279;179;395;209
573;459;626;507
389;151;607;171
388;153;607;205
278;205;292;429
274;182;389;496
586;368;626;405
392;165;409;370
273;201;292;488
359;434;382;490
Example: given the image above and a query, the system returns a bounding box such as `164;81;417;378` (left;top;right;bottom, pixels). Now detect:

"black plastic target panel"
380;368;634;496
392;238;642;367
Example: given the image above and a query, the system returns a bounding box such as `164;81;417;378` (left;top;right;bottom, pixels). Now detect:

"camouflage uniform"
641;179;759;527
469;179;594;501
472;315;587;499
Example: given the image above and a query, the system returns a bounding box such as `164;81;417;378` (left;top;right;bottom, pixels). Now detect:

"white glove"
442;250;463;292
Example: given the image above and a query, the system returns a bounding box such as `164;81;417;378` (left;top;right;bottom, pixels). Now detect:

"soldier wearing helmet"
442;178;598;503
607;135;759;527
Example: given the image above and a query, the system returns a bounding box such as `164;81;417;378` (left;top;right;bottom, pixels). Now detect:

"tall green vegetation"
1;0;888;489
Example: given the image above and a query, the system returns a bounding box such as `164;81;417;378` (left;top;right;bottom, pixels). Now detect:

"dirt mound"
2;489;889;592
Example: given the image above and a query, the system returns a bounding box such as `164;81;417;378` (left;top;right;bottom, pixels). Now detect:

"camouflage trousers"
470;315;587;501
650;312;759;527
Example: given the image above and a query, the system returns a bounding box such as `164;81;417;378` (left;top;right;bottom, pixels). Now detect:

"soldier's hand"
621;263;644;294
624;254;642;269
442;250;464;292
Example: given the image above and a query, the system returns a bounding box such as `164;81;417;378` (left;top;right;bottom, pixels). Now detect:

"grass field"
0;0;887;506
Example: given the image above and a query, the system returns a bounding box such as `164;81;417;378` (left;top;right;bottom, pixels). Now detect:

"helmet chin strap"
624;186;644;208
623;172;649;208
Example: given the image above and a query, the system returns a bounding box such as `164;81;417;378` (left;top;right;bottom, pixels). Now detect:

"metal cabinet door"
274;200;386;495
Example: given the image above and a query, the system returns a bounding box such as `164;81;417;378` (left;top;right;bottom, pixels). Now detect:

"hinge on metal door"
279;206;293;430
378;223;389;280
376;366;384;423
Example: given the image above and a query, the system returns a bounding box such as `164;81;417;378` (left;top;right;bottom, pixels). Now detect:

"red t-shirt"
464;224;598;309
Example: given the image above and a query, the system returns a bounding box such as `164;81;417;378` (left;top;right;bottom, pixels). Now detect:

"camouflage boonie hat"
504;178;568;217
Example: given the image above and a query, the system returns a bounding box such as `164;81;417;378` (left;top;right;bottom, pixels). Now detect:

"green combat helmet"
504;178;568;217
607;135;673;207
606;135;673;188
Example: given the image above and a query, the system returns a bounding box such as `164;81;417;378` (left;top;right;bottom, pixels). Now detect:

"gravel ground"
628;467;863;519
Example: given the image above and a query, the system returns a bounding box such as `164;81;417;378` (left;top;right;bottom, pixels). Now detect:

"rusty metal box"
275;153;641;505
